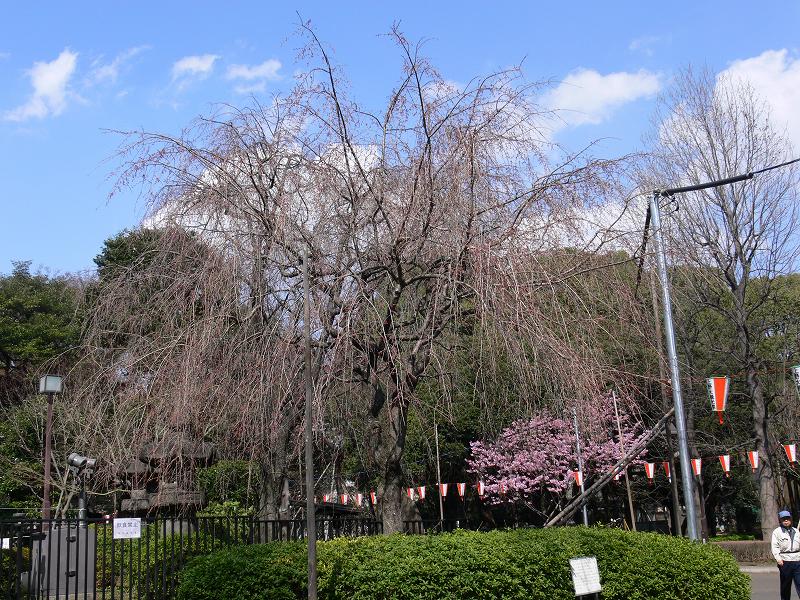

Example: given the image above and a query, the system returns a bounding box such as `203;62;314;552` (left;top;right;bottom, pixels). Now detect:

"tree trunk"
369;384;411;534
751;368;780;539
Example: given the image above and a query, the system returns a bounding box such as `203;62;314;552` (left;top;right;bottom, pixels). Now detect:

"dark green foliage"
177;528;749;600
0;261;79;364
197;460;255;508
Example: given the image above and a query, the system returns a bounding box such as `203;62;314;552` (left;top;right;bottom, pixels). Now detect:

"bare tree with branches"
61;26;643;532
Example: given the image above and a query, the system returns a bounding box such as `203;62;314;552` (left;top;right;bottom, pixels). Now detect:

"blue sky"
1;2;799;275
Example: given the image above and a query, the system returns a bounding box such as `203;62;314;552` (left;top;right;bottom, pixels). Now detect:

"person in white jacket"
773;509;800;600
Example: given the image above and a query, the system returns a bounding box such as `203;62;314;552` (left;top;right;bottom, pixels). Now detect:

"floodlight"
39;375;63;394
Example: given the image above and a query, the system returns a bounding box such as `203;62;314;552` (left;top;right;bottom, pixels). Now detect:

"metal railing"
0;515;381;600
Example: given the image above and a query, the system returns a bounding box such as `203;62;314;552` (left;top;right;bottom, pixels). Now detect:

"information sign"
113;517;142;539
569;556;602;596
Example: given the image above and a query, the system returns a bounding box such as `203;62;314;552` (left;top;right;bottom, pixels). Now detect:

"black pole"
303;249;317;599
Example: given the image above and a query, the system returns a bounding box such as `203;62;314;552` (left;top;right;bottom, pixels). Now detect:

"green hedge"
176;528;750;600
95;524;216;599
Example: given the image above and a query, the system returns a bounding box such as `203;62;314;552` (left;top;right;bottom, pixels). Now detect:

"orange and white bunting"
644;462;655;483
784;444;797;463
662;462;671;482
370;491;377;505
323;493;330;503
719;454;731;477
406;487;415;500
457;483;466;498
356;493;364;507
691;458;702;477
747;451;759;472
477;481;485;497
707;376;730;424
340;494;349;505
417;486;426;500
573;470;584;486
439;483;448;497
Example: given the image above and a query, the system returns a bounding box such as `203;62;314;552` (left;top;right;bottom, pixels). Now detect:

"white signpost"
570;556;602;597
113;517;142;539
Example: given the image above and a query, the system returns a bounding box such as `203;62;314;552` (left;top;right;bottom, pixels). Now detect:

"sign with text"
113;517;142;539
570;556;602;596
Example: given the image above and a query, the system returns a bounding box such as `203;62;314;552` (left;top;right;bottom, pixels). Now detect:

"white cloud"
542;68;662;131
628;35;667;57
226;58;282;94
171;54;219;89
226;59;281;81
720;49;800;149
88;45;149;85
5;49;78;121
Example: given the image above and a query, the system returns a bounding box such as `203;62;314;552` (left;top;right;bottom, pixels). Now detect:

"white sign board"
113;518;142;539
570;556;602;596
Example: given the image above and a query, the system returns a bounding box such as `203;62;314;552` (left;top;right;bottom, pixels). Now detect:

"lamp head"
39;375;63;394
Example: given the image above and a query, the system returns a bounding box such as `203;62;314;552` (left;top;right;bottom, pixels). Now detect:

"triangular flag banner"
747;451;759;472
707;376;730;424
573;470;584;486
457;483;466;498
439;483;448;497
644;462;655;482
719;454;731;476
417;486;426;500
691;458;702;476
340;494;349;505
406;487;415;500
477;481;485;497
784;444;797;463
662;461;671;482
370;491;377;505
356;493;364;506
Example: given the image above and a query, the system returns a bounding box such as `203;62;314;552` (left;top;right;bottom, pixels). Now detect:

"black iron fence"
0;515;382;600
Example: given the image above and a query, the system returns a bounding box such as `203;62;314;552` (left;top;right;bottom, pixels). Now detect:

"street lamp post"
39;375;63;522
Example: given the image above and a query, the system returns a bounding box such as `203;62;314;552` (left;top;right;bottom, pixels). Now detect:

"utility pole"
649;191;699;541
434;416;444;524
572;408;589;526
303;250;317;599
611;391;636;531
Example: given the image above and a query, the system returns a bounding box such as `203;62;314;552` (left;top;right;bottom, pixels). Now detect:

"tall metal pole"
42;394;54;522
572;408;589;526
434;417;444;524
303;250;318;599
611;391;636;531
648;191;699;541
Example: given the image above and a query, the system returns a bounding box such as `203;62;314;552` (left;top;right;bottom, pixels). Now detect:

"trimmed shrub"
713;540;772;564
176;528;750;600
177;543;306;600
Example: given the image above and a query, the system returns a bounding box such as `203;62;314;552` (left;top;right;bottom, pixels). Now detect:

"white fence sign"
113;517;142;539
570;556;602;596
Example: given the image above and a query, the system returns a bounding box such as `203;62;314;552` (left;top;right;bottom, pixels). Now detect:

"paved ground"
744;567;780;600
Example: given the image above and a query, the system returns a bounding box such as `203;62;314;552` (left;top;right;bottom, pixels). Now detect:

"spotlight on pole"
67;453;96;526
